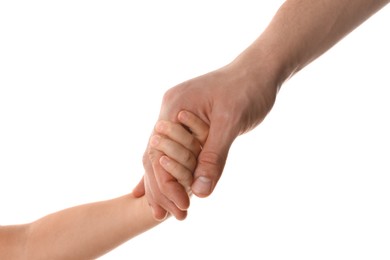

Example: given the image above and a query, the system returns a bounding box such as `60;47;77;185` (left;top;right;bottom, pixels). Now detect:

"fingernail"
158;211;169;221
160;156;170;167
151;207;168;222
150;135;160;147
192;176;212;196
155;121;165;133
178;111;188;122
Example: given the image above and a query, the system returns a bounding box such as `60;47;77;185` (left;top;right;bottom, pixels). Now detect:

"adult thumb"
191;122;235;198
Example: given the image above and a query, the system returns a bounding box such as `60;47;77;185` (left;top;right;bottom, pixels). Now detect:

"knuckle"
181;173;193;188
163;122;173;136
189;139;202;156
142;152;150;167
198;151;225;172
147;148;156;161
155;120;171;136
169;160;181;173
184;150;193;162
162;89;173;103
197;131;208;147
183;150;196;168
162;87;179;106
159;180;174;196
173;164;193;185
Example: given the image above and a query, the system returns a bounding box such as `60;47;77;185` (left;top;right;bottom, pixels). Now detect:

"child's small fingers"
150;134;196;172
160;156;193;192
155;120;202;156
178;110;209;146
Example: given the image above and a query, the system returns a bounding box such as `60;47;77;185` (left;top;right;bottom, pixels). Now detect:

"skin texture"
0;111;208;260
134;0;390;220
0;195;158;260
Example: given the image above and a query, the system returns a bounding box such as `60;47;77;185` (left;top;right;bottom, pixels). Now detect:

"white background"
1;1;389;259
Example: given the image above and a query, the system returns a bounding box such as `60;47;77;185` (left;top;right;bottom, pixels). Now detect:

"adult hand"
133;0;390;221
133;50;281;220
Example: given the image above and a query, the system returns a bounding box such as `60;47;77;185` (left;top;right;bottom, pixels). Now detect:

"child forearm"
0;225;29;260
18;194;158;260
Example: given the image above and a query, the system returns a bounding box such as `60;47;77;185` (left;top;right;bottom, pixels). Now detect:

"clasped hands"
133;60;278;220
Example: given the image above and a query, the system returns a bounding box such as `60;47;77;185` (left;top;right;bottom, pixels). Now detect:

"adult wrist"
229;37;291;95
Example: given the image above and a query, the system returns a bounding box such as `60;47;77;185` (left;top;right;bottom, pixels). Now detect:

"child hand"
149;110;209;193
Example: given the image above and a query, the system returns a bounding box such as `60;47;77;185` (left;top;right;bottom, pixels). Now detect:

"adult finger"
191;120;236;198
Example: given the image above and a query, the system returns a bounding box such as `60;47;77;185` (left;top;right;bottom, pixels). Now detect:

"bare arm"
0;194;159;260
0;110;208;259
238;0;390;87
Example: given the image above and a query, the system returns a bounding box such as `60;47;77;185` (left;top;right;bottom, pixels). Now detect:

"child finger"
159;155;193;192
178;110;209;146
155;120;202;157
150;134;197;172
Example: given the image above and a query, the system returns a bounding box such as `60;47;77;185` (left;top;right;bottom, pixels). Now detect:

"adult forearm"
236;0;389;87
24;194;159;260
